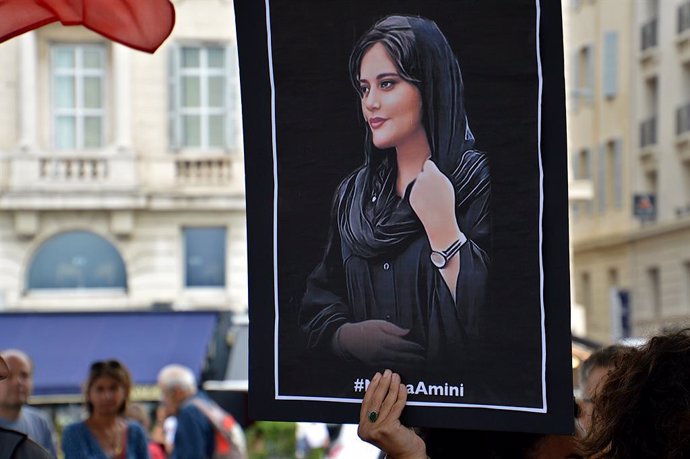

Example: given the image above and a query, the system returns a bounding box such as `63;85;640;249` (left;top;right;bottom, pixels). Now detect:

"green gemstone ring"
368;410;378;423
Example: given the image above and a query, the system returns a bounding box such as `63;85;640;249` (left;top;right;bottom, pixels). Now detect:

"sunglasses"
90;359;124;371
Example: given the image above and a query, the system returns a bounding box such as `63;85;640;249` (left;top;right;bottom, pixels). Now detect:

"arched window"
27;231;127;290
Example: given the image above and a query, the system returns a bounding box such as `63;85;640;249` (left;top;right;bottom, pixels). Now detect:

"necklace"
87;418;124;458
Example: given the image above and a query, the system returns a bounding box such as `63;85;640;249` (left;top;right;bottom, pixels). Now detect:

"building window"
601;139;623;211
184;227;227;287
648;267;661;318
640;77;658;148
677;63;690;135
680;1;690;34
645;170;658;197
572;44;594;110
572;148;593;216
27;231;126;290
580;272;592;316
641;1;659;51
684;262;690;311
169;44;240;151
51;45;106;149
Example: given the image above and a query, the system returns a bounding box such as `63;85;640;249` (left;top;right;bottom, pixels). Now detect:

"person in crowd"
295;422;329;458
127;403;166;459
157;364;247;459
62;359;149;458
576;345;630;436
580;329;690;458
0;352;52;458
0;349;57;457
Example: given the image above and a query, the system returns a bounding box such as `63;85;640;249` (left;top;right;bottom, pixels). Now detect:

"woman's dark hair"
336;15;489;261
349;16;421;95
581;329;690;458
84;359;132;415
347;15;475;176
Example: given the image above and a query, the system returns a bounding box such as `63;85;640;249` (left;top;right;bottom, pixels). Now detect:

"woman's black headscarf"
337;15;488;258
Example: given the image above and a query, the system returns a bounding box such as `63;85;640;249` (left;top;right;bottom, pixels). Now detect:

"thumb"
377;321;410;336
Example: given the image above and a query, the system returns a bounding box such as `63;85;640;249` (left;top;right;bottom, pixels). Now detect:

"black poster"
237;0;573;433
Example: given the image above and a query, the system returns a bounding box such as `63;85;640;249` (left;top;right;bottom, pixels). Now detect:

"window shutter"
598;144;607;213
585;148;593;214
571;153;581;217
168;44;180;151
572;152;581;180
613;138;623;209
226;43;240;151
572;50;580;110
586;44;594;100
603;31;618;98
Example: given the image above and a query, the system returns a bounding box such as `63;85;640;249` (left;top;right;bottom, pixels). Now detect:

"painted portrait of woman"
299;15;490;381
239;0;571;429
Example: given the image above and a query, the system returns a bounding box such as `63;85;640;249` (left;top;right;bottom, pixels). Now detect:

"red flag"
0;0;175;53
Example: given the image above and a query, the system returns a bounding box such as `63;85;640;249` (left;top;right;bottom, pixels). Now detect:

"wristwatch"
429;234;467;269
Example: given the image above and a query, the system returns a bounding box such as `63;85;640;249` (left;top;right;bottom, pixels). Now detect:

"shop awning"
0;311;218;398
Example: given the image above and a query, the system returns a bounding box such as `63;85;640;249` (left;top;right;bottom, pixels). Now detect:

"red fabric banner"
0;0;175;53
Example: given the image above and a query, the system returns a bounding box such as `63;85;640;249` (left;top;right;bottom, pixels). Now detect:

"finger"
376;321;410;336
383;339;425;354
365;369;393;422
359;372;382;424
376;372;401;422
387;383;409;422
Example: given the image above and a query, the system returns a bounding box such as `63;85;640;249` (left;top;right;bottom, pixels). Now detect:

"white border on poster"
267;0;548;413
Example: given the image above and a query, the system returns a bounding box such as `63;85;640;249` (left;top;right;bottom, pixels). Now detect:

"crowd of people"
0;352;246;459
1;330;689;458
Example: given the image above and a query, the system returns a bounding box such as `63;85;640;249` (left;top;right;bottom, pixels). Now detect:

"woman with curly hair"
580;329;690;458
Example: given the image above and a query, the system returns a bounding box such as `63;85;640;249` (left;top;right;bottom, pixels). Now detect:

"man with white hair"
157;364;246;459
0;349;56;457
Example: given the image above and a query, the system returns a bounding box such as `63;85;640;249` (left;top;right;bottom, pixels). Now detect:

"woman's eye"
380;80;395;89
359;86;370;96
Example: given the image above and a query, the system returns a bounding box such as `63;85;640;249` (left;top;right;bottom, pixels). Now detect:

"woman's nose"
363;90;380;111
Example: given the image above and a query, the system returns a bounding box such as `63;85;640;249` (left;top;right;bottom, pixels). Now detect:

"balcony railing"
39;157;108;181
680;2;690;34
175;157;233;185
640;116;657;148
641;18;658;52
677;103;690;135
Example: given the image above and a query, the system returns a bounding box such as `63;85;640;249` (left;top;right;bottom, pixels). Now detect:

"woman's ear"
0;355;8;380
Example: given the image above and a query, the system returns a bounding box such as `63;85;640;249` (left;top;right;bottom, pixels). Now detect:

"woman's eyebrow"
359;72;400;83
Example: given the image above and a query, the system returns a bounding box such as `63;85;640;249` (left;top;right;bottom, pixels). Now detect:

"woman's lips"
369;117;387;129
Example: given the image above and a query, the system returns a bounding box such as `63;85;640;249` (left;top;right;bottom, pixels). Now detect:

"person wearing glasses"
62;359;149;459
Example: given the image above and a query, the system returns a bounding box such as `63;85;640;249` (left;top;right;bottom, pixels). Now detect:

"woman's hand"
336;321;425;368
409;160;459;248
358;370;427;459
409;160;463;301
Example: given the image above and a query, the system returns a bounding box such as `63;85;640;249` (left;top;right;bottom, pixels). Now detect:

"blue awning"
0;311;218;396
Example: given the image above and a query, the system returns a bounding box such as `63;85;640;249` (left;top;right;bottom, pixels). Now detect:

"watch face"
430;251;446;268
